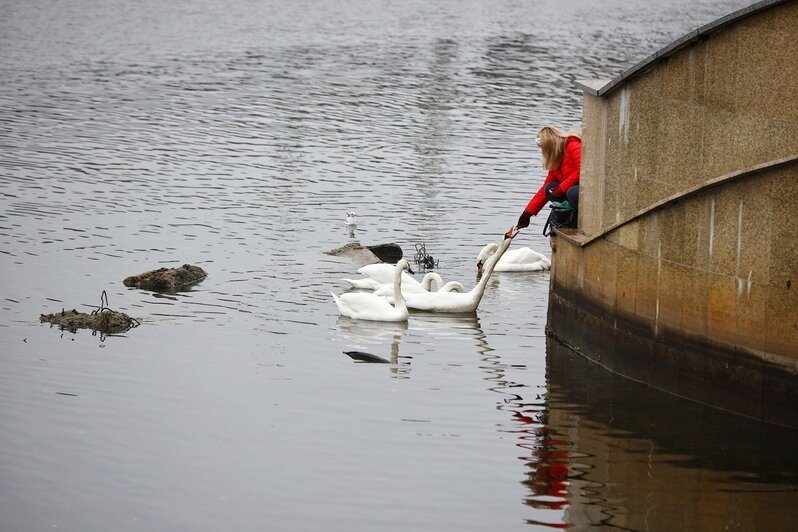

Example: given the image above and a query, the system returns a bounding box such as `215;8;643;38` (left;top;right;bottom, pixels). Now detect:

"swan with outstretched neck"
404;232;514;313
332;259;414;321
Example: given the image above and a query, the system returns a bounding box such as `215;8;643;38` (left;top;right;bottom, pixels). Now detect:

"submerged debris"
123;264;207;292
40;291;140;335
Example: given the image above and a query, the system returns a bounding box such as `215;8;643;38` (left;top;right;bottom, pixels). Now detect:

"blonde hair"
537;125;581;170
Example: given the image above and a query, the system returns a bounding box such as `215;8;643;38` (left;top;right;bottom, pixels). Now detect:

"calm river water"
2;0;796;530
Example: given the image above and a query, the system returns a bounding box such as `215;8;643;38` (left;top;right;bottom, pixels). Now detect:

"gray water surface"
2;0;796;530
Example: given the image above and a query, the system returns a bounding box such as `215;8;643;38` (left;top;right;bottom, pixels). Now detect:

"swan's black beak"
476;260;484;280
407;266;415;275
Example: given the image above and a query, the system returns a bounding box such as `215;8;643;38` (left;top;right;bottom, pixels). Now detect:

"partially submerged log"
40;308;137;335
123;264;207;292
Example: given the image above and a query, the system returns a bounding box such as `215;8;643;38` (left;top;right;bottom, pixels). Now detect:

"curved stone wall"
550;0;798;427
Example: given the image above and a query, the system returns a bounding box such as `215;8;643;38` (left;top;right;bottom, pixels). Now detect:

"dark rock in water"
366;243;403;264
123;264;207;292
325;242;403;265
40;309;137;335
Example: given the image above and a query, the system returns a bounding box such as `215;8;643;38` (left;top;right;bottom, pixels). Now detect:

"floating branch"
413;243;438;270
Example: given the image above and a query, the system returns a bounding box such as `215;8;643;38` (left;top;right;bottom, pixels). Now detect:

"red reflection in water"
513;406;570;512
480;349;571;528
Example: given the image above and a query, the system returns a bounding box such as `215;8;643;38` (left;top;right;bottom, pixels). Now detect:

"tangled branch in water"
414;243;438;270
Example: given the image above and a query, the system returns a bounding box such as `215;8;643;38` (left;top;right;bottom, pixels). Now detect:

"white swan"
476;243;550;272
342;272;415;290
332;259;414;321
342;262;421;290
373;272;466;302
404;235;513;313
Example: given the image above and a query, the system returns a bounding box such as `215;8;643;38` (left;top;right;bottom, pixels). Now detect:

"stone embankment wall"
550;0;798;427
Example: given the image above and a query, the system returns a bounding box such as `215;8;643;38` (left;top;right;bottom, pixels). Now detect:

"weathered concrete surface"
576;0;798;238
551;0;798;427
547;280;798;429
123;264;207;292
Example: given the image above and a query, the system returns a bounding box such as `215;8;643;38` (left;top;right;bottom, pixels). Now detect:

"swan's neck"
477;243;499;264
470;238;512;298
393;266;408;312
421;272;444;291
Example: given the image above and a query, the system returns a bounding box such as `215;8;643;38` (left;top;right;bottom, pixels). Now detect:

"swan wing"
374;280;430;304
352;266;420;287
494;247;551;272
405;290;478;313
498;247;546;264
356;264;396;283
357;264;420;284
342;277;383;290
333;291;407;321
493;260;549;272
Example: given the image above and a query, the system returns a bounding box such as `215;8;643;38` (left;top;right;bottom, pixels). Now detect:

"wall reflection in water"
531;337;798;530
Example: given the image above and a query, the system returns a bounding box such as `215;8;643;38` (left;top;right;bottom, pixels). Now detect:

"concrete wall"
549;0;798;427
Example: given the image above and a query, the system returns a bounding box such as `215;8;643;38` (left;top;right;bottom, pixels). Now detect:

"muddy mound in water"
325;242;402;265
40;291;140;335
40;309;138;334
123;264;207;292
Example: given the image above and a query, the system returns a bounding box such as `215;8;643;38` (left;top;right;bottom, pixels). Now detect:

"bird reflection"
345;211;357;239
334;316;410;378
408;312;483;336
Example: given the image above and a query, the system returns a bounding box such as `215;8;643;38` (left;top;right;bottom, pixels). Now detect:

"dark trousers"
544;183;579;209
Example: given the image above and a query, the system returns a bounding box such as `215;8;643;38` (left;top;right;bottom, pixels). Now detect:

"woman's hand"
516;210;532;229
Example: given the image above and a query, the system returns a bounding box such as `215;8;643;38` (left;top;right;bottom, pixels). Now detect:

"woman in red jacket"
516;125;582;230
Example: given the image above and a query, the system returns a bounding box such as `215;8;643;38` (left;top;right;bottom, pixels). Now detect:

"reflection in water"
446;316;798;530
334;317;410;378
541;337;798;530
406;311;571;526
488;270;551;293
345;211;358;239
408;312;485;336
464;316;570;528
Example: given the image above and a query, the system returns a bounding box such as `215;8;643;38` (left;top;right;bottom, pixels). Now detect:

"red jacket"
524;136;581;216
